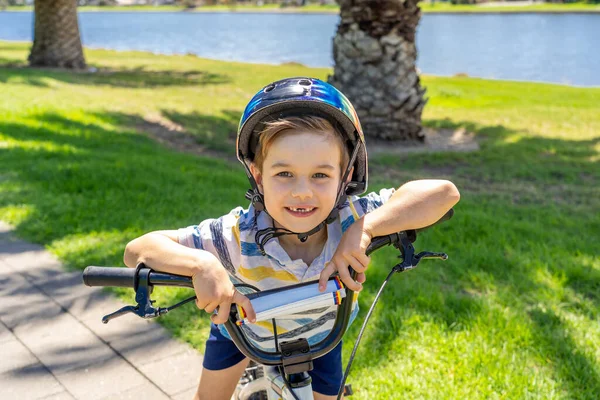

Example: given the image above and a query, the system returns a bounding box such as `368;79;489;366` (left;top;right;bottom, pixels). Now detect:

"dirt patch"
137;115;478;165
280;61;306;67
137;113;238;163
368;126;478;178
367;126;480;155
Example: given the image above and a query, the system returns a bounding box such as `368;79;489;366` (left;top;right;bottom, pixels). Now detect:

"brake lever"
101;267;188;324
392;232;448;273
102;305;138;324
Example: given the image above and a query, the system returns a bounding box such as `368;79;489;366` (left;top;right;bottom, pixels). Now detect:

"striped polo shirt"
178;188;395;352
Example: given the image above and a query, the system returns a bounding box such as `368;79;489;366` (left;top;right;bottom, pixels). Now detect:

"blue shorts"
203;323;343;396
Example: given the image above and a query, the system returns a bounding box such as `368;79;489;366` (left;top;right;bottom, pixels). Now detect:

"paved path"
0;221;203;400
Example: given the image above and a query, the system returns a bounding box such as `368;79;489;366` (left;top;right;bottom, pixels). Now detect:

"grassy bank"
1;41;599;399
4;2;600;13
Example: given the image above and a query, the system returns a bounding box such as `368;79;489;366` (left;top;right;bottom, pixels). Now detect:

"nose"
291;178;312;199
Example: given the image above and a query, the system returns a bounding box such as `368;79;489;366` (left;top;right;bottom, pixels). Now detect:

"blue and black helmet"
237;77;368;197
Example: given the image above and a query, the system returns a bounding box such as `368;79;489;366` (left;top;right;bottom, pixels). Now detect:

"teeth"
289;207;314;213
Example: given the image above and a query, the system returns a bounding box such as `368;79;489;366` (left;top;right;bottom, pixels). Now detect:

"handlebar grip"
82;266;136;288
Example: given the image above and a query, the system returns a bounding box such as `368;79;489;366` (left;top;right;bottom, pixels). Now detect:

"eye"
313;173;329;179
276;171;292;177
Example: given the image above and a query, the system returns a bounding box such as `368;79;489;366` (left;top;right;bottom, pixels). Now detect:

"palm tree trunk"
29;0;86;69
329;0;426;141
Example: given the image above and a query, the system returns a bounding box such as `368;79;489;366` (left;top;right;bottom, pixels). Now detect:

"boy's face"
251;131;348;234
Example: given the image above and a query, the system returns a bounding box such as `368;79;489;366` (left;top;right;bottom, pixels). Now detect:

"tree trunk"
29;0;86;69
329;0;427;141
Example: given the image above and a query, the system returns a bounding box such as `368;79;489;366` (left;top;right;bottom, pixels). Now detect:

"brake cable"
163;295;196;313
336;269;394;400
336;232;448;400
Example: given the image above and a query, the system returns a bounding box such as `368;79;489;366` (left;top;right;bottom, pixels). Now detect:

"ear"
249;162;264;193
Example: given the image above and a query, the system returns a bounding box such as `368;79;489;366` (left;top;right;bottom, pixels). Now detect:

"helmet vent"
264;84;275;93
298;79;312;86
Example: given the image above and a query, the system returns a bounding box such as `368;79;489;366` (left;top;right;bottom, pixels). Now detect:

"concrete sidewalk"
0;221;203;400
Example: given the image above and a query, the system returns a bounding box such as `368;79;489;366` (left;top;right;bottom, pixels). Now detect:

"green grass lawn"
1;41;599;399
4;2;600;13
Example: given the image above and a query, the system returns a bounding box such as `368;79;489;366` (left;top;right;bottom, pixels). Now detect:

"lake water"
1;11;599;86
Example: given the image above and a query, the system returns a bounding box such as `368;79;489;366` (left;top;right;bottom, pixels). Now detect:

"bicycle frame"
236;366;313;400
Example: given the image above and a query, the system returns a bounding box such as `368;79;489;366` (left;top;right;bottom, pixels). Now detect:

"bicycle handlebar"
83;266;193;290
82;208;454;367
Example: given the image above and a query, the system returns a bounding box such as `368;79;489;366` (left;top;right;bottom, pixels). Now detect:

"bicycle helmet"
236;77;369;250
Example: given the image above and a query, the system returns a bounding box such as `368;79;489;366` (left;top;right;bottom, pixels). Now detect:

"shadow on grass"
353;119;600;396
0;62;230;88
0;111;247;255
529;308;600;397
0;56;26;68
2;111;600;396
353;208;600;397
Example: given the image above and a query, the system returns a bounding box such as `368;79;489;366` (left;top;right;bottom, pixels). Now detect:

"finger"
353;252;371;270
195;298;209;311
356;272;366;284
318;261;337;292
233;291;256;323
212;299;232;325
204;301;220;314
344;253;367;274
336;260;362;292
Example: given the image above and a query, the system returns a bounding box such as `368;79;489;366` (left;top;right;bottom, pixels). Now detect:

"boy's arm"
123;230;215;276
362;179;460;239
123;231;256;324
319;179;460;291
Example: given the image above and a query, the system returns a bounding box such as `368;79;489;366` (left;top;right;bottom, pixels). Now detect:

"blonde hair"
253;116;349;173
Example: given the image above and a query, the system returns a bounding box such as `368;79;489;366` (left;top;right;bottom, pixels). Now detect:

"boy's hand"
192;257;256;325
318;217;372;292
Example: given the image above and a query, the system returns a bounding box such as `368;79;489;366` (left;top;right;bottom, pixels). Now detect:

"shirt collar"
250;206;339;267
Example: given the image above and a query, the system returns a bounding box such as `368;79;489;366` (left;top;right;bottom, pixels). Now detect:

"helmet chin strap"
243;142;361;255
252;203;343;256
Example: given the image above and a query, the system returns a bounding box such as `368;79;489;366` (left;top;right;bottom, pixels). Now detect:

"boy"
123;77;460;400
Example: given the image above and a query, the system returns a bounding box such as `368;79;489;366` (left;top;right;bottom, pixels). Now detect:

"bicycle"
82;209;454;400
